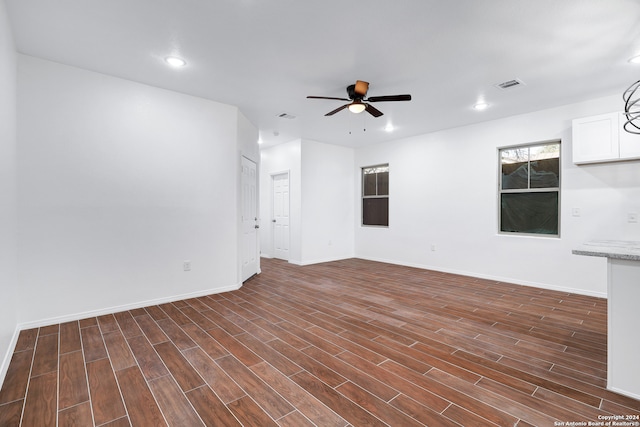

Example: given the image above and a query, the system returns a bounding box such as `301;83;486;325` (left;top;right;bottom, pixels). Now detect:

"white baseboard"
357;255;608;299
16;282;242;331
0;282;242;386
608;385;640;401
0;327;21;390
295;256;355;266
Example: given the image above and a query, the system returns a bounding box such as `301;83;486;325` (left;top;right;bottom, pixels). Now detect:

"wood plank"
39;324;59;336
116;366;167;427
0;400;24;427
127;335;169;381
206;328;262;367
155;318;196;351
302;345;398;401
178;306;218;331
389;394;461;427
59;350;89;409
226;396;278;427
0;349;33;404
153;341;204;392
86;358;127;425
276;410;316;427
267;339;346;387
21;371;57;427
97;314;119;333
148;375;204;427
101;416;131;427
336;350;450;413
134;314;168;345
250;361;347;426
114;310;143;339
144;305;168;322
216;355;294;419
233;331;301;376
182;347;246;404
186;386;242;427
78;317;98;328
180;323;229;360
290;370;387;427
335;380;423;427
13;328;38;352
58;401;94;426
60;321;82;354
31;333;58;377
102;330;136;371
158;302;192;325
81;325;108;363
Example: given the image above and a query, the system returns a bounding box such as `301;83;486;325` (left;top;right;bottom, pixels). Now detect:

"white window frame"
361;164;389;227
498;140;561;237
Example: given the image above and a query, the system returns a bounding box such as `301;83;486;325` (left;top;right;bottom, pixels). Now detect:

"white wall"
260;139;355;265
236;110;260;277
0;0;19;384
355;94;640;297
17;55;250;325
300;140;355;264
259;139;302;262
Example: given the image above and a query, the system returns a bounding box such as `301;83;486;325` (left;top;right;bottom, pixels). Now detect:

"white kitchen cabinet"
619;115;640;159
572;112;640;164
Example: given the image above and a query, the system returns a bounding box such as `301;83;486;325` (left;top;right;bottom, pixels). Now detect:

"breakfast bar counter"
573;240;640;400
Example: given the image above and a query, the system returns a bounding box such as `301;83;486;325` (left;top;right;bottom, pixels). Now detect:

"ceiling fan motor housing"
347;84;358;100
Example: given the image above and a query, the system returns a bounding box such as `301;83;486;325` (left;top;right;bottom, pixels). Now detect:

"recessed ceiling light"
473;102;489;111
384;123;394;132
628;55;640;64
165;56;186;67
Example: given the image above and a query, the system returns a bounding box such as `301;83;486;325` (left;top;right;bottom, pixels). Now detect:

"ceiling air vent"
277;112;296;119
495;79;525;90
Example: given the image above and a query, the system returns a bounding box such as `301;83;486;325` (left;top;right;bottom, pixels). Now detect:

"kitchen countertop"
572;240;640;261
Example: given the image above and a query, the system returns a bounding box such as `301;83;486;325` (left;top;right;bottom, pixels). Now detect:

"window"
499;141;560;236
362;164;389;226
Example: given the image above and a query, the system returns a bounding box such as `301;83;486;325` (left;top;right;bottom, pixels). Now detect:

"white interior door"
272;172;290;260
241;156;259;281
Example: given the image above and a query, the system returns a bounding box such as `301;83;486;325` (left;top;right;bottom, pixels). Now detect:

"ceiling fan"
307;80;411;117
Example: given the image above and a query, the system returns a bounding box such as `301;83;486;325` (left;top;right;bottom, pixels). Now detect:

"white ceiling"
6;0;640;148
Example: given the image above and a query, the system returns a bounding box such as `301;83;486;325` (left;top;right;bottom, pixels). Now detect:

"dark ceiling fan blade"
325;104;349;116
354;80;369;97
307;96;351;101
365;103;384;117
367;94;412;102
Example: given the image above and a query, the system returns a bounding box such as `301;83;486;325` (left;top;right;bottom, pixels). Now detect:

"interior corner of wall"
0;325;21;388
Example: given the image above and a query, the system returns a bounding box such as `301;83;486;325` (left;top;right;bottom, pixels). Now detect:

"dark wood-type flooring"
1;258;639;426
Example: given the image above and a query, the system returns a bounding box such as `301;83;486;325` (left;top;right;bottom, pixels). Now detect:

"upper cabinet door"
572;113;619;164
618;114;640;160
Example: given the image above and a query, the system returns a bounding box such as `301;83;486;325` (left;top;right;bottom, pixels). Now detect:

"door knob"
254;225;260;229
272;219;276;223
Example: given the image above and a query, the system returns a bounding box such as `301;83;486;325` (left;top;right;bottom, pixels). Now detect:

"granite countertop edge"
572;240;640;261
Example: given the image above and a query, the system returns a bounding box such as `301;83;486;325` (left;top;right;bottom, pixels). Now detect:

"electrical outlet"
431;244;436;251
628;213;638;223
572;207;581;217
183;260;191;271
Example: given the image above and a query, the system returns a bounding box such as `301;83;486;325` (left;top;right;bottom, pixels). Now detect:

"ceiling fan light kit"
348;101;366;114
307;80;411;117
